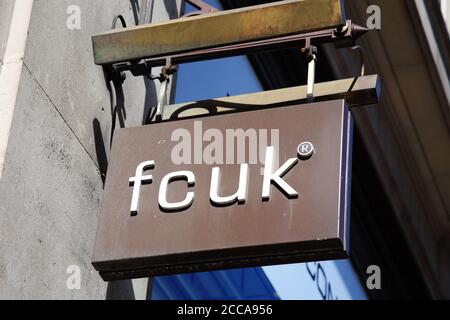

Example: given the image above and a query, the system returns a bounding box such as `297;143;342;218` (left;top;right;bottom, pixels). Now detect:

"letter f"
129;161;154;216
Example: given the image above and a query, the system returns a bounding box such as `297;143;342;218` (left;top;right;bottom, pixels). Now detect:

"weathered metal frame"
109;20;369;79
183;0;219;16
98;240;349;281
93;0;348;69
159;75;381;122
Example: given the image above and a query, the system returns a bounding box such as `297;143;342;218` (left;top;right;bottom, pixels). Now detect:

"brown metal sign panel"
92;99;352;281
92;0;346;65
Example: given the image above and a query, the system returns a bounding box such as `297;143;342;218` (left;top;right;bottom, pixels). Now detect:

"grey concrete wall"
0;0;181;299
0;0;15;72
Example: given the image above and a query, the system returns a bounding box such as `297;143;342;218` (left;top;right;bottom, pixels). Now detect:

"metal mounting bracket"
301;39;318;102
98;1;372;111
102;19;369;81
154;58;177;122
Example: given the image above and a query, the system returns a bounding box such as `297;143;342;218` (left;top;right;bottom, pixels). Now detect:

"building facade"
0;0;449;299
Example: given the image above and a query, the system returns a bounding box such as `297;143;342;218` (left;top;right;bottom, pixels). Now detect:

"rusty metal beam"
160;75;381;122
93;0;346;65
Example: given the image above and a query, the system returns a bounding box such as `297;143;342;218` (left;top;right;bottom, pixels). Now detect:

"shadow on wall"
92;67;127;186
106;279;154;300
92;74;158;185
91;0;184;300
93;118;108;185
143;76;158;124
164;0;181;19
106;280;136;300
130;0;140;24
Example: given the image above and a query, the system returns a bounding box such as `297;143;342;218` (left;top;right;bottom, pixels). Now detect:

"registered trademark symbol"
297;142;314;160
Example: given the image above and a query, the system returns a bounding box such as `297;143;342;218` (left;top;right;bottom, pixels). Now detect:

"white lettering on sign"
129;161;154;216
262;146;298;200
129;144;313;215
210;164;249;206
158;171;196;211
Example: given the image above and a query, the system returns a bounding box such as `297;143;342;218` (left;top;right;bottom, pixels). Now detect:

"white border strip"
414;0;450;108
0;0;34;179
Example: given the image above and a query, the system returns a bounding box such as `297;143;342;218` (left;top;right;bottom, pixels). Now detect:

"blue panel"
152;268;280;300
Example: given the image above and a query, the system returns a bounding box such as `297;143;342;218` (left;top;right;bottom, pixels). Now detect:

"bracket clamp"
302;40;318;102
154;58;177;122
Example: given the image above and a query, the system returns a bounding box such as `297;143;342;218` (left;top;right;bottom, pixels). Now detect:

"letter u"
210;164;249;206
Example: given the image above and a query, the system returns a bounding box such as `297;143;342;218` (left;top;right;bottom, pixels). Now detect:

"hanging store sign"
92;99;353;281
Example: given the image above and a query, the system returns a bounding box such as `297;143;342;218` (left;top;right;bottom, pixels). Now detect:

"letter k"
262;146;298;200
